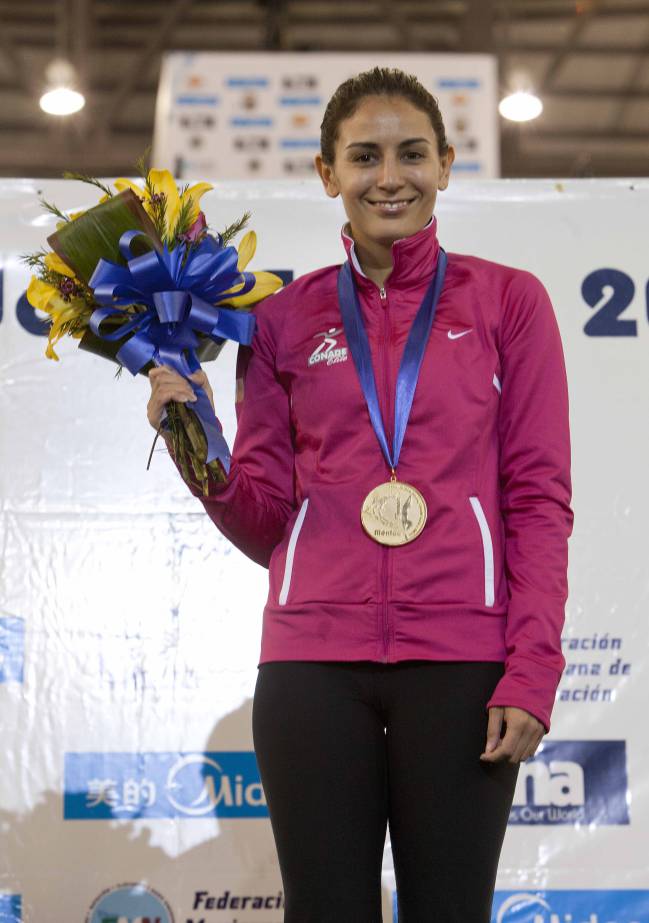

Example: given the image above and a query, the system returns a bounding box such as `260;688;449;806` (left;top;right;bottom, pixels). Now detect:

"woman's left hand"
480;706;544;763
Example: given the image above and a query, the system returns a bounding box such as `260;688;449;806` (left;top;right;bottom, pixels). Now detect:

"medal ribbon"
337;248;447;473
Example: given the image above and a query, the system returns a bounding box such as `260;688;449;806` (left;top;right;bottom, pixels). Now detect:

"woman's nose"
377;155;405;190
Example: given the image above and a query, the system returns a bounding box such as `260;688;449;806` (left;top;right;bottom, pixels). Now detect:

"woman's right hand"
147;365;215;432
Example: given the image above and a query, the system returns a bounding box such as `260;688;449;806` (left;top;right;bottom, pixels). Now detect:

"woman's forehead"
338;97;433;140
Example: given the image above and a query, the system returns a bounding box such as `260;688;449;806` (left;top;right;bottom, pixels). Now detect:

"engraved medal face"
361;480;427;546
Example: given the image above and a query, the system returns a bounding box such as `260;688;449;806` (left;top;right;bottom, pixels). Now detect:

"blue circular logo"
86;883;174;923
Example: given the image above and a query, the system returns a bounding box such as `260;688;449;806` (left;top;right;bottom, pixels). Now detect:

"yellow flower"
114;171;213;240
229;230;283;304
237;231;257;271
44;252;76;277
26;275;87;361
112;177;146;205
217;230;283;307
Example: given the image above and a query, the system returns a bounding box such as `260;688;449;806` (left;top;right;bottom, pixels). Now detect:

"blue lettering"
16;291;49;336
582;268;636;336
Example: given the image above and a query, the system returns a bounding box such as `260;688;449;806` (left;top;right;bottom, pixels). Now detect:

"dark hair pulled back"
320;66;449;165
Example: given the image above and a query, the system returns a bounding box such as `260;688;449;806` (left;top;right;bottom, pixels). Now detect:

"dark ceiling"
0;0;647;177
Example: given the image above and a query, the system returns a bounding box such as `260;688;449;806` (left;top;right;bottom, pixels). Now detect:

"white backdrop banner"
0;177;647;923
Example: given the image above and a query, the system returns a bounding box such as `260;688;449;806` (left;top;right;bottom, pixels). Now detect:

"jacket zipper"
379;283;391;662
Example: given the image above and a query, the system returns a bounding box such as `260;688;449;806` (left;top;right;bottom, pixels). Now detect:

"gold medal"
361;474;427;546
338;250;446;547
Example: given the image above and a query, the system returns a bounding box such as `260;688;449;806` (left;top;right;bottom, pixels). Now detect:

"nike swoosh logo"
448;329;473;340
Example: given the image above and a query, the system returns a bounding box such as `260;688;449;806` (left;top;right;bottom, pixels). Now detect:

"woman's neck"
351;235;394;288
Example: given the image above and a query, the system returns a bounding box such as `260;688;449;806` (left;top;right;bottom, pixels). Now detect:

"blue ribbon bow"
88;229;258;471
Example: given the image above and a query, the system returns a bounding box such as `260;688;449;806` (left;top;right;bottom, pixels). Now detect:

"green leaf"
46;189;163;285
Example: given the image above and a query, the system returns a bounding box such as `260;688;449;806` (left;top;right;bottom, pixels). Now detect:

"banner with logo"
0;177;647;923
153;51;498;180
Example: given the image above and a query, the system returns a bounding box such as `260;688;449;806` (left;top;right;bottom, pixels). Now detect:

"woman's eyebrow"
345;137;431;150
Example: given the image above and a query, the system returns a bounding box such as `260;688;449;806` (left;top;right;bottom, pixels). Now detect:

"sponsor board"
509;741;629;825
492;890;649;923
391;890;649;922
64;752;267;819
0;895;21;922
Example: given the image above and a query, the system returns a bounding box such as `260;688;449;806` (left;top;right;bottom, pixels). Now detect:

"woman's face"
316;95;454;249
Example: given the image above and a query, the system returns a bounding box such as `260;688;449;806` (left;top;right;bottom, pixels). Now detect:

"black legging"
252;660;519;923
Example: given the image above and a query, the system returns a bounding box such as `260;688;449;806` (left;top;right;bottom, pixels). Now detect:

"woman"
148;68;573;923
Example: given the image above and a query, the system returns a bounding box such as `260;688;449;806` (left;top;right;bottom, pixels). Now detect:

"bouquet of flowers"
24;160;282;494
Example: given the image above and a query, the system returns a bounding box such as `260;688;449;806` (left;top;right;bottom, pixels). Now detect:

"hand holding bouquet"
24;162;282;494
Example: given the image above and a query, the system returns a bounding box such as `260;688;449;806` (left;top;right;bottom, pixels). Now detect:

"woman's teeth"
371;199;411;211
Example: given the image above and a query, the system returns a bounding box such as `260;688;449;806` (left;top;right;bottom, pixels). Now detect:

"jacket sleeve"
168;300;296;568
486;271;574;733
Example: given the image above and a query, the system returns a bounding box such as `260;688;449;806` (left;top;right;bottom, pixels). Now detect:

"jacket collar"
340;215;440;292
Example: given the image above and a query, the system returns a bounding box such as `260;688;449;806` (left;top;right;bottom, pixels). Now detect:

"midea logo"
496;893;551;923
514;759;584;807
166;754;266;816
508;741;629;826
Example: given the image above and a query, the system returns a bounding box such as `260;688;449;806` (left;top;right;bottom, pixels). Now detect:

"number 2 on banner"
581;268;645;336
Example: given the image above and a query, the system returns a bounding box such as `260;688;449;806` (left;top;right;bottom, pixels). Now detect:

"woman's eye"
351;150;424;163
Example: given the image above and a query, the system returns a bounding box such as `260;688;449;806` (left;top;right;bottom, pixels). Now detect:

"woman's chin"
365;212;425;242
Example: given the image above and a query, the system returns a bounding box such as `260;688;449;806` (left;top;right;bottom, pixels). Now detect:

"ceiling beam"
380;0;413;48
0;20;40;97
607;19;649;131
70;0;90;87
0;121;151;137
100;0;197;131
505;42;649;55
545;86;649;99
501;152;649;178
539;0;600;93
264;0;286;49
494;2;649;20
460;0;495;52
527;127;649;140
1;0;649;25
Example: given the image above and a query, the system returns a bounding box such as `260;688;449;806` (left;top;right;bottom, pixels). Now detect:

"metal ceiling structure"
0;0;647;177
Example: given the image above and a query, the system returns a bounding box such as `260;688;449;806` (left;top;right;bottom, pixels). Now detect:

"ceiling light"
39;58;85;116
498;91;543;123
39;87;85;116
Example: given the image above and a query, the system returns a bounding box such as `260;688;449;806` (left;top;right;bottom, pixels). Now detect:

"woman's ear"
438;146;456;191
314;154;340;198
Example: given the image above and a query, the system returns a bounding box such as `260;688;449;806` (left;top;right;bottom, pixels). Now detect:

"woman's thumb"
485;707;504;753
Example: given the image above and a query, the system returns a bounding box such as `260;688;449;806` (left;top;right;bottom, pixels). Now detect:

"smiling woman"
149;66;573;923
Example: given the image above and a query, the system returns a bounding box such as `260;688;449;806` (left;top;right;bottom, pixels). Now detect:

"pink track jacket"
172;217;574;732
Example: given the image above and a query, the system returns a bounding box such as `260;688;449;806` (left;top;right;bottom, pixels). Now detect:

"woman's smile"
364;195;419;215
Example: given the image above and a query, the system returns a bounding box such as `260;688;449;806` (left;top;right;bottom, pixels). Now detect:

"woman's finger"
187;369;215;410
481;721;519;763
520;738;540;762
147;385;197;429
146;364;214;430
511;728;535;764
480;707;504;759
